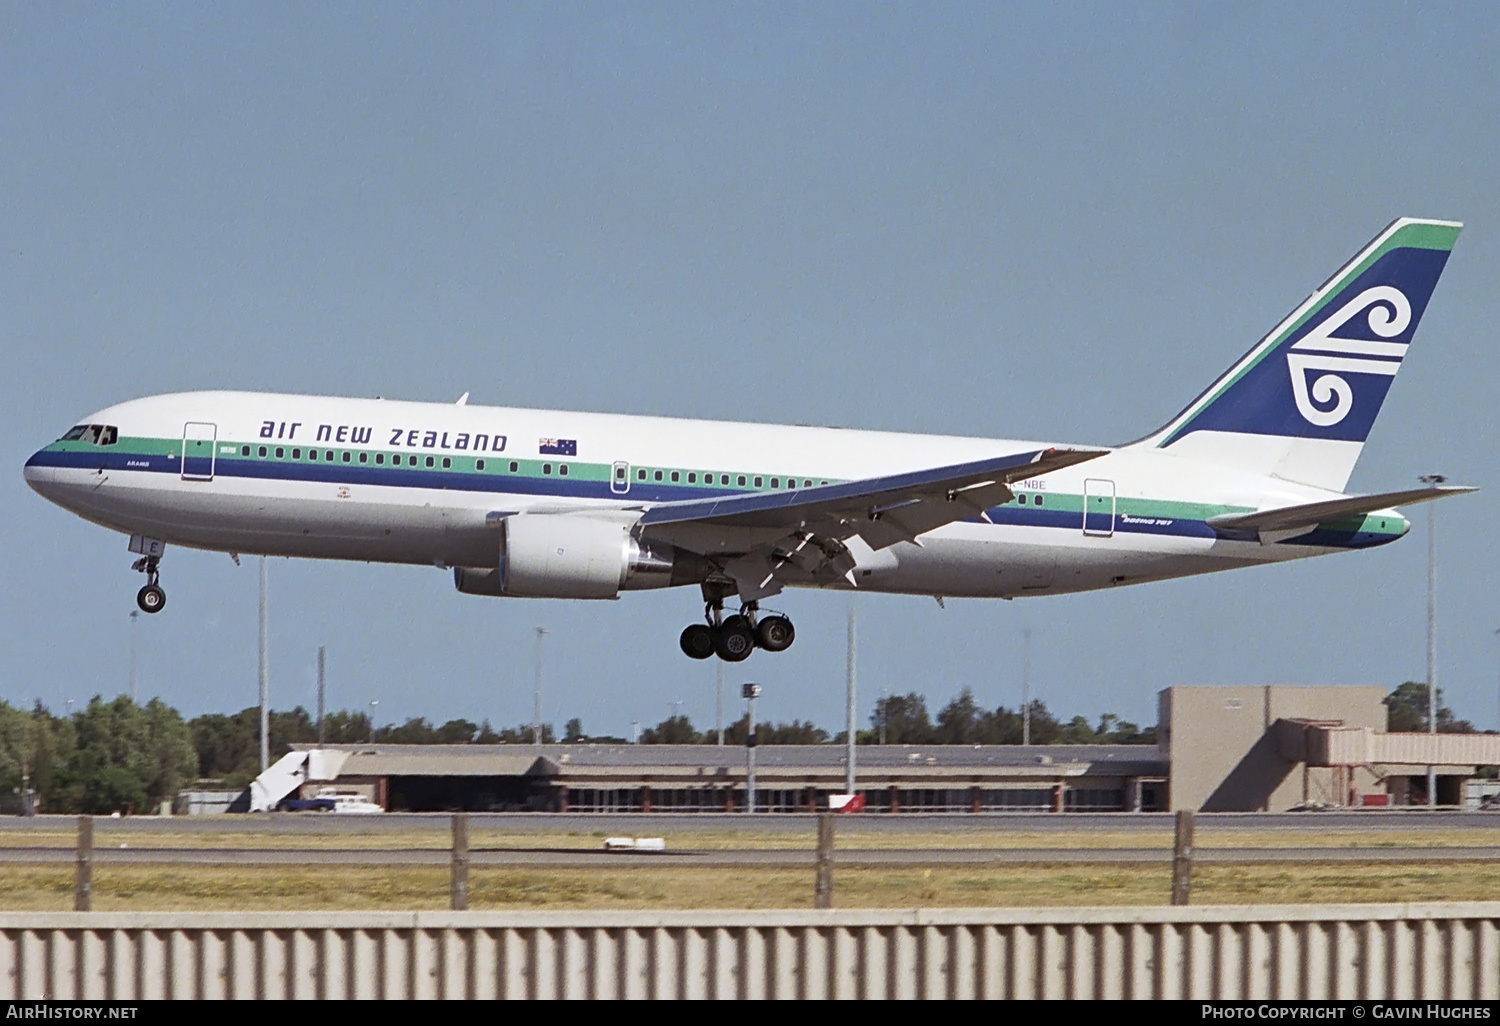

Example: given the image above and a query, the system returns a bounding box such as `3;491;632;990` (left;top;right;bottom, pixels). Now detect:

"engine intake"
453;512;706;600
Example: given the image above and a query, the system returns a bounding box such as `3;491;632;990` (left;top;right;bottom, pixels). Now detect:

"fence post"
1171;809;1194;906
451;813;470;911
814;813;834;909
75;815;93;912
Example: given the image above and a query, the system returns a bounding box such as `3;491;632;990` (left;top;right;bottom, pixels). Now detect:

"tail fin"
1134;218;1461;491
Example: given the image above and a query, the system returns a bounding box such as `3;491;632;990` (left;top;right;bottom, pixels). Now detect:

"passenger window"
688;473;696;483
754;477;763;487
560;464;568;476
375;453;384;465
410;456;419;466
325;450;333;461
359;452;367;464
616;467;626;480
241;446;250;456
476;459;485;471
654;470;663;481
1035;495;1044;506
276;448;285;458
442;457;451;469
426;456;435;468
259;446;267;457
721;475;729;485
637;469;646;480
342;452;351;463
1018;495;1026;504
670;471;679;482
309;450;318;461
737;475;746;486
803;480;812;488
770;478;779;488
292;448;302;459
543;463;552;475
509;461;518;472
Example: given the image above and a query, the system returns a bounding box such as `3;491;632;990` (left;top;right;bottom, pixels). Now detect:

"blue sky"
4;4;1500;737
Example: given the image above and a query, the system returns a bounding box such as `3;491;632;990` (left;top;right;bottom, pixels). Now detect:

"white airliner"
24;218;1475;661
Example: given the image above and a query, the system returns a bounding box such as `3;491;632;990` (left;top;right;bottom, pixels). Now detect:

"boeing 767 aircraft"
24;218;1475;661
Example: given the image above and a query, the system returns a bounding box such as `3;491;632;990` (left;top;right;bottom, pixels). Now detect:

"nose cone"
23;448;61;502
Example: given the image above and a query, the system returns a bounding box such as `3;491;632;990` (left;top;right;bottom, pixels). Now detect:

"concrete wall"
1160;685;1386;812
1;905;1494;999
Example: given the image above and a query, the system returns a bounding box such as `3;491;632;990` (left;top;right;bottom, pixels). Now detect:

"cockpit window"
59;424;118;446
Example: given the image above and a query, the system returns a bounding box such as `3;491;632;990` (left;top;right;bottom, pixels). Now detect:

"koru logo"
1286;286;1410;426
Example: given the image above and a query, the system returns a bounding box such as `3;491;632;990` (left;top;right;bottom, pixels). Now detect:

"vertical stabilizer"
1134;218;1461;491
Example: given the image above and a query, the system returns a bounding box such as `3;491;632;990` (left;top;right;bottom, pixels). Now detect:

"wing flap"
640;446;1106;556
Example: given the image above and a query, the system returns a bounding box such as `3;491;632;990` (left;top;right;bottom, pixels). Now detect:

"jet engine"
453;512;707;600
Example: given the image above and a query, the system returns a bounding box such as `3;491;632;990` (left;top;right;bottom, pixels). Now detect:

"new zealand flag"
538;438;577;456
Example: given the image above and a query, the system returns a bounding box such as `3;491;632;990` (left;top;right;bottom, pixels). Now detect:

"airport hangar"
255;686;1500;814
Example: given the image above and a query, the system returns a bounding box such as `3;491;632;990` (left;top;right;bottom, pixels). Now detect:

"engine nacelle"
452;513;707;600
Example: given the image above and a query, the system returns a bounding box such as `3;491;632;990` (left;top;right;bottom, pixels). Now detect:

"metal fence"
0;903;1495;1000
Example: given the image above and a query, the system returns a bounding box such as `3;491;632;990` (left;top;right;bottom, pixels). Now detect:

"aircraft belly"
34;469;501;567
828;521;1281;599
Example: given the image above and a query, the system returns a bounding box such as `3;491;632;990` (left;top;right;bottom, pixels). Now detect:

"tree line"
0;681;1472;814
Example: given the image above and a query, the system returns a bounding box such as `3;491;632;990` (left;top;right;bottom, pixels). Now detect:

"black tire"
137;584;166;614
756;615;795;652
714;623;755;662
679;623;716;660
720;614;749;632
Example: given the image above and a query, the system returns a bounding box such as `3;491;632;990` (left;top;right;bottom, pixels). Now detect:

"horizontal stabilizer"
1207;484;1476;537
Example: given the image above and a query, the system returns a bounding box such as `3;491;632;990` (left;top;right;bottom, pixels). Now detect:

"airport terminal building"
220;685;1499;815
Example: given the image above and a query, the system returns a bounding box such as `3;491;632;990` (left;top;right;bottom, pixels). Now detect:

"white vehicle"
23;218;1475;659
317;789;384;815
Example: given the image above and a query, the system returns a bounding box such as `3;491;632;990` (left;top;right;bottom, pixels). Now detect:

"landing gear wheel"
720;613;750;633
680;623;716;660
714;622;755;662
136;584;166;614
756;615;795;652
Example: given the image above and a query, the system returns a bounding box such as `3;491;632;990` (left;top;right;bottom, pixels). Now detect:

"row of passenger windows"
237;445;569;475
631;467;826;489
231;444;833;493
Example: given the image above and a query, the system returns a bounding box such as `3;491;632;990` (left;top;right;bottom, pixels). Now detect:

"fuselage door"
1083;478;1116;537
182;422;217;481
611;461;631;495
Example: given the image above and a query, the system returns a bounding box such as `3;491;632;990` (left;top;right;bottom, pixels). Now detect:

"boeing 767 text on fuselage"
24;218;1475;661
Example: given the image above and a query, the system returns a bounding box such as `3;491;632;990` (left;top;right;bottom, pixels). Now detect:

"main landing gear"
679;586;796;662
132;555;166;614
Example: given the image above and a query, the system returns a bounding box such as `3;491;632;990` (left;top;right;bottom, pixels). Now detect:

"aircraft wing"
1206;484;1477;540
639;447;1107;599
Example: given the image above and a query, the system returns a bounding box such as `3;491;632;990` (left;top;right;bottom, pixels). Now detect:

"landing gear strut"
132;555;166;614
678;584;795;661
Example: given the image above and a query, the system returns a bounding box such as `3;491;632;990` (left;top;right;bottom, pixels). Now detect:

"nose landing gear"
678;585;795;661
132;555;166;614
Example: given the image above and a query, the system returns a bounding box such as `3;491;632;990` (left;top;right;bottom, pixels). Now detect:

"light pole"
846;599;857;797
1419;473;1446;808
715;661;725;747
1494;629;1500;736
1022;627;1034;747
368;699;379;743
316;646;326;746
128;610;139;704
533;627;548;749
742;683;761;814
258;556;269;773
